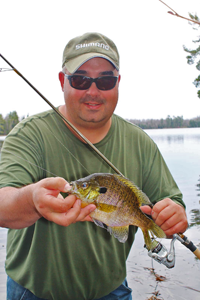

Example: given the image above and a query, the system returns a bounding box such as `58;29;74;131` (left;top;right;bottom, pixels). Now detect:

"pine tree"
183;14;200;99
4;111;19;134
0;114;5;135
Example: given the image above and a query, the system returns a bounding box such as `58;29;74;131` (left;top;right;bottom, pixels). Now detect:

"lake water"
127;128;200;300
0;128;200;299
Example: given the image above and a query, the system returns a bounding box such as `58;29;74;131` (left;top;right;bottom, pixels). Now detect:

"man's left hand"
140;198;188;237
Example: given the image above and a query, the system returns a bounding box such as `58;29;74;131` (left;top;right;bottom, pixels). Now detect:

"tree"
183;14;200;99
0;114;5;135
159;1;200;98
166;115;172;128
4;111;19;134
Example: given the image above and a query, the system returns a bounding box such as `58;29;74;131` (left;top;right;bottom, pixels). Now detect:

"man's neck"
58;105;111;144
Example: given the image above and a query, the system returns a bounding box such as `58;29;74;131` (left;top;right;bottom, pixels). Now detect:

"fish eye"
82;182;88;189
99;187;107;194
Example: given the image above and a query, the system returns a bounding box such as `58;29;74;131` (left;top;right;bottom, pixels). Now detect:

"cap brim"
64;52;119;74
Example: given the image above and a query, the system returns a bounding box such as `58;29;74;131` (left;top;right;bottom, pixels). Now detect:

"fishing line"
1;149;59;178
1;120;91;180
1;54;200;261
40;122;91;175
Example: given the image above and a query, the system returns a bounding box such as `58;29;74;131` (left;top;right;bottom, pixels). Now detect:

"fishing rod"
1;54;200;266
0;54;124;177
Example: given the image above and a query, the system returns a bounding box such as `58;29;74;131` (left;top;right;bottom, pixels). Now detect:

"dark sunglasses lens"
70;76;91;90
97;76;117;90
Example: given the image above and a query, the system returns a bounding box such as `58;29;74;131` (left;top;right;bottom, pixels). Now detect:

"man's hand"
0;177;96;229
140;198;188;237
30;177;96;226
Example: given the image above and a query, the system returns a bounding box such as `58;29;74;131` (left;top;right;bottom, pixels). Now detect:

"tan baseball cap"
62;32;119;74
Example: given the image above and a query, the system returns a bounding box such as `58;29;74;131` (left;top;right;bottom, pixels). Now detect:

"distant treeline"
0;111;26;135
127;115;200;129
1;112;200;135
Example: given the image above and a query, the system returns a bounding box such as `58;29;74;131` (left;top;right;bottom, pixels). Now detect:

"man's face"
59;57;120;130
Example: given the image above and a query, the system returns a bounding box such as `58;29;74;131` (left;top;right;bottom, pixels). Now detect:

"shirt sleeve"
0;130;45;188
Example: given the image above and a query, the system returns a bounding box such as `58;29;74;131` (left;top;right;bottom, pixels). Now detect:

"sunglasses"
64;73;119;91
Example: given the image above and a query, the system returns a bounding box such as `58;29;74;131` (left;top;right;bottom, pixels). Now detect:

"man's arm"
0;177;96;229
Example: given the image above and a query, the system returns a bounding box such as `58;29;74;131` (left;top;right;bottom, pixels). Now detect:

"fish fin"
149;221;166;239
107;226;129;243
114;174;153;207
93;218;107;229
142;221;166;250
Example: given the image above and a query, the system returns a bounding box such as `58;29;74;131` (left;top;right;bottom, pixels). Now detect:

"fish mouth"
69;182;78;194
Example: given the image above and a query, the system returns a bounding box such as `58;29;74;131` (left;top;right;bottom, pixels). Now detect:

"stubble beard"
79;96;107;124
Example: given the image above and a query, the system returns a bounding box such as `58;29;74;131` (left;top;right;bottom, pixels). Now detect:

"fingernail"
90;205;96;213
64;183;71;192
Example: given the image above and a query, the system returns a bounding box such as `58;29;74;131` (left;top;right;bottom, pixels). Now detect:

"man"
0;33;187;300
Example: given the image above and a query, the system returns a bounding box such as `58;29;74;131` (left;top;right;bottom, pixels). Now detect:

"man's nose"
86;82;100;96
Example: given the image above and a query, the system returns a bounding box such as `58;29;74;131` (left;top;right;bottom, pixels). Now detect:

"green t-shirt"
0;110;184;300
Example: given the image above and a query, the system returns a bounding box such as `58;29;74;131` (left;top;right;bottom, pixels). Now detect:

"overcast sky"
1;0;200;120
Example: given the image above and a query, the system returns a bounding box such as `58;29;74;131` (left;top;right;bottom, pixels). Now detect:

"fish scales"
69;173;166;249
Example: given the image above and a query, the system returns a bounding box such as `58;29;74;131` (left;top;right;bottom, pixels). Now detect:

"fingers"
75;203;96;222
151;198;188;236
43;199;96;226
140;205;152;215
32;178;74;214
31;177;96;227
45;199;95;226
39;177;71;194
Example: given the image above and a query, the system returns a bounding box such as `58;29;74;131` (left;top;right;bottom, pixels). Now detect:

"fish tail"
142;221;166;251
142;229;153;250
149;220;166;239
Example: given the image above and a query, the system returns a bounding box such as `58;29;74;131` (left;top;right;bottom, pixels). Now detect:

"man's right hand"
0;177;96;229
31;177;96;226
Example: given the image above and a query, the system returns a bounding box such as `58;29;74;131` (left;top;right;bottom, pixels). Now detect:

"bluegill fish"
69;173;166;250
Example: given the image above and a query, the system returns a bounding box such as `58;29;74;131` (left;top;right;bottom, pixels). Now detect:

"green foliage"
127;115;200;129
193;75;200;88
189;209;200;228
0;111;20;135
189;13;200;23
183;13;200;98
189;116;200;127
4;111;19;134
0;114;5;135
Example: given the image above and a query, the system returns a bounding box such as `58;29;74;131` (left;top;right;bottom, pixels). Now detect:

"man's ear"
58;72;64;91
